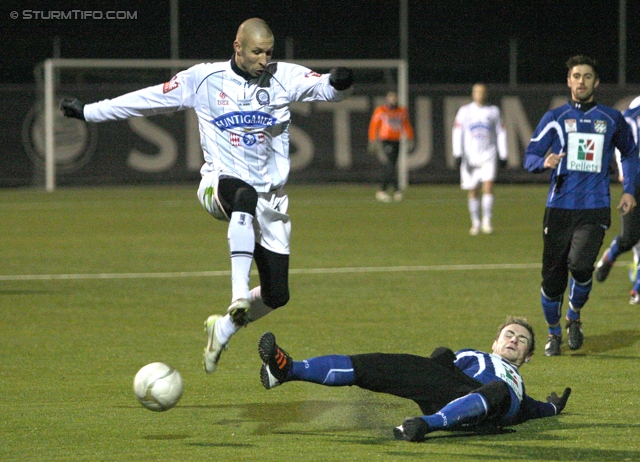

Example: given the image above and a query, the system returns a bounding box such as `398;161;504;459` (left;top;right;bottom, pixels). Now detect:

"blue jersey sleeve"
524;110;564;173
511;394;557;424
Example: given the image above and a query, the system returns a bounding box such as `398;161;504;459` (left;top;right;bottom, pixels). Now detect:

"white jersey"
452;102;507;166
84;60;348;193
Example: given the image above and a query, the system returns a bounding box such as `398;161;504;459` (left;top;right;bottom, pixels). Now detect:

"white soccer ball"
133;362;183;412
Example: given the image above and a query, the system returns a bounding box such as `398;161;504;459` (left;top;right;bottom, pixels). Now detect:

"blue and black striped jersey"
455;349;558;425
524;101;638;209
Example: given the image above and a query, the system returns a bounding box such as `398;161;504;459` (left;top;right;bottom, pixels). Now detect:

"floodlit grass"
1;184;638;461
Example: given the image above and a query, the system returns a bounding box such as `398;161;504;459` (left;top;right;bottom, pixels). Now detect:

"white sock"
228;212;255;302
468;197;480;227
248;286;275;323
214;314;239;345
482;194;494;226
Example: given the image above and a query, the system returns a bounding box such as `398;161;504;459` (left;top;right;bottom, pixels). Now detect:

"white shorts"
460;159;496;190
197;170;291;255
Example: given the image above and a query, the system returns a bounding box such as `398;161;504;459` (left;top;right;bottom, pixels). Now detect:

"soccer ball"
133;362;183;412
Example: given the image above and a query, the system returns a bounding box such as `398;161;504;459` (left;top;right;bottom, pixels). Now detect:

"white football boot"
203;315;227;374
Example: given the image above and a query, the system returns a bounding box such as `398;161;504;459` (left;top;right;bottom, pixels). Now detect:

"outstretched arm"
60;67;199;123
516;387;571;423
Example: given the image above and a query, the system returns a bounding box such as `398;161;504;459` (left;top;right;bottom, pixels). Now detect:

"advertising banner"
4;83;640;188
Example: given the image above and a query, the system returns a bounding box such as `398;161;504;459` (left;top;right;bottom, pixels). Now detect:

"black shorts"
541;207;610;296
350;353;483;415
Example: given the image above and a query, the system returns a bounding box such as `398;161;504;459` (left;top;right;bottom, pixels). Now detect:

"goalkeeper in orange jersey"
368;91;415;202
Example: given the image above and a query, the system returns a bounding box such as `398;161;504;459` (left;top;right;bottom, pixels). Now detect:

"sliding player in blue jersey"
595;96;640;304
524;55;639;356
258;316;571;442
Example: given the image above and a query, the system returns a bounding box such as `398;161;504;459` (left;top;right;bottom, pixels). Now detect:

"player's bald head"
236;18;273;46
233;18;274;78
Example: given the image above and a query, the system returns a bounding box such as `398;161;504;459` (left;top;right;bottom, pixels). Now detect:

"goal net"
37;58;408;191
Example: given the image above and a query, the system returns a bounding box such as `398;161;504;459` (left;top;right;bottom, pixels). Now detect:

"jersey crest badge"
564;119;577;133
256;89;270;106
594;120;607;134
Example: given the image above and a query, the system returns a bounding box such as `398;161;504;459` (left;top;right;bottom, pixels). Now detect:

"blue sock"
609;238;621;261
541;289;563;335
290;355;355;386
633;275;640;294
568;277;591;318
421;393;488;430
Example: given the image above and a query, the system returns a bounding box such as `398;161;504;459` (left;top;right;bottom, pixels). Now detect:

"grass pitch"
1;184;638;461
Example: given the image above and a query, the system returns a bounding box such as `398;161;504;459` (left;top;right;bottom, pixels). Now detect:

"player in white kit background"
60;18;354;374
452;83;508;235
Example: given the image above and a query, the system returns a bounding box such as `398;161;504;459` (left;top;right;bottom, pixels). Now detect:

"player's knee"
569;269;592;284
234;187;258;214
541;283;565;300
475;380;511;417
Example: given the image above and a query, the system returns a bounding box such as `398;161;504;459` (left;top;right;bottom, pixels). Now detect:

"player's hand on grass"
60;98;85;120
329;67;353;91
546;387;571;414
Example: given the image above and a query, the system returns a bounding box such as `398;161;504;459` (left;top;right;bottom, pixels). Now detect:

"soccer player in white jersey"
452;83;508;235
60;18;354;374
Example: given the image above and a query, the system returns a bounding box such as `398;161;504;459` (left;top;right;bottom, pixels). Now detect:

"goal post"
41;58;408;191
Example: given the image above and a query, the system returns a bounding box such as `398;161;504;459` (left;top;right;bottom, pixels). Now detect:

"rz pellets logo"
22;100;98;173
577;138;595;162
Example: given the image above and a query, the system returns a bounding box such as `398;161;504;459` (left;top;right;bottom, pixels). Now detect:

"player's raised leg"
200;176;258;373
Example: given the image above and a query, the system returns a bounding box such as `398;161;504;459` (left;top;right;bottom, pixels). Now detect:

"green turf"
1;184;638;461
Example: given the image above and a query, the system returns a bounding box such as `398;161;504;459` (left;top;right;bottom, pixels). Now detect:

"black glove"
60;98;85;120
329;67;353;91
546;387;571;414
499;159;508;169
455;158;462;170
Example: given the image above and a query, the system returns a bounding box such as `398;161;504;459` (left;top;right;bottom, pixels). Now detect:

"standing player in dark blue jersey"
594;96;640;303
524;55;639;356
257;316;571;442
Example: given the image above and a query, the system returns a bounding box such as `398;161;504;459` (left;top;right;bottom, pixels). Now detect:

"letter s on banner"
289;124;314;170
127;117;177;172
